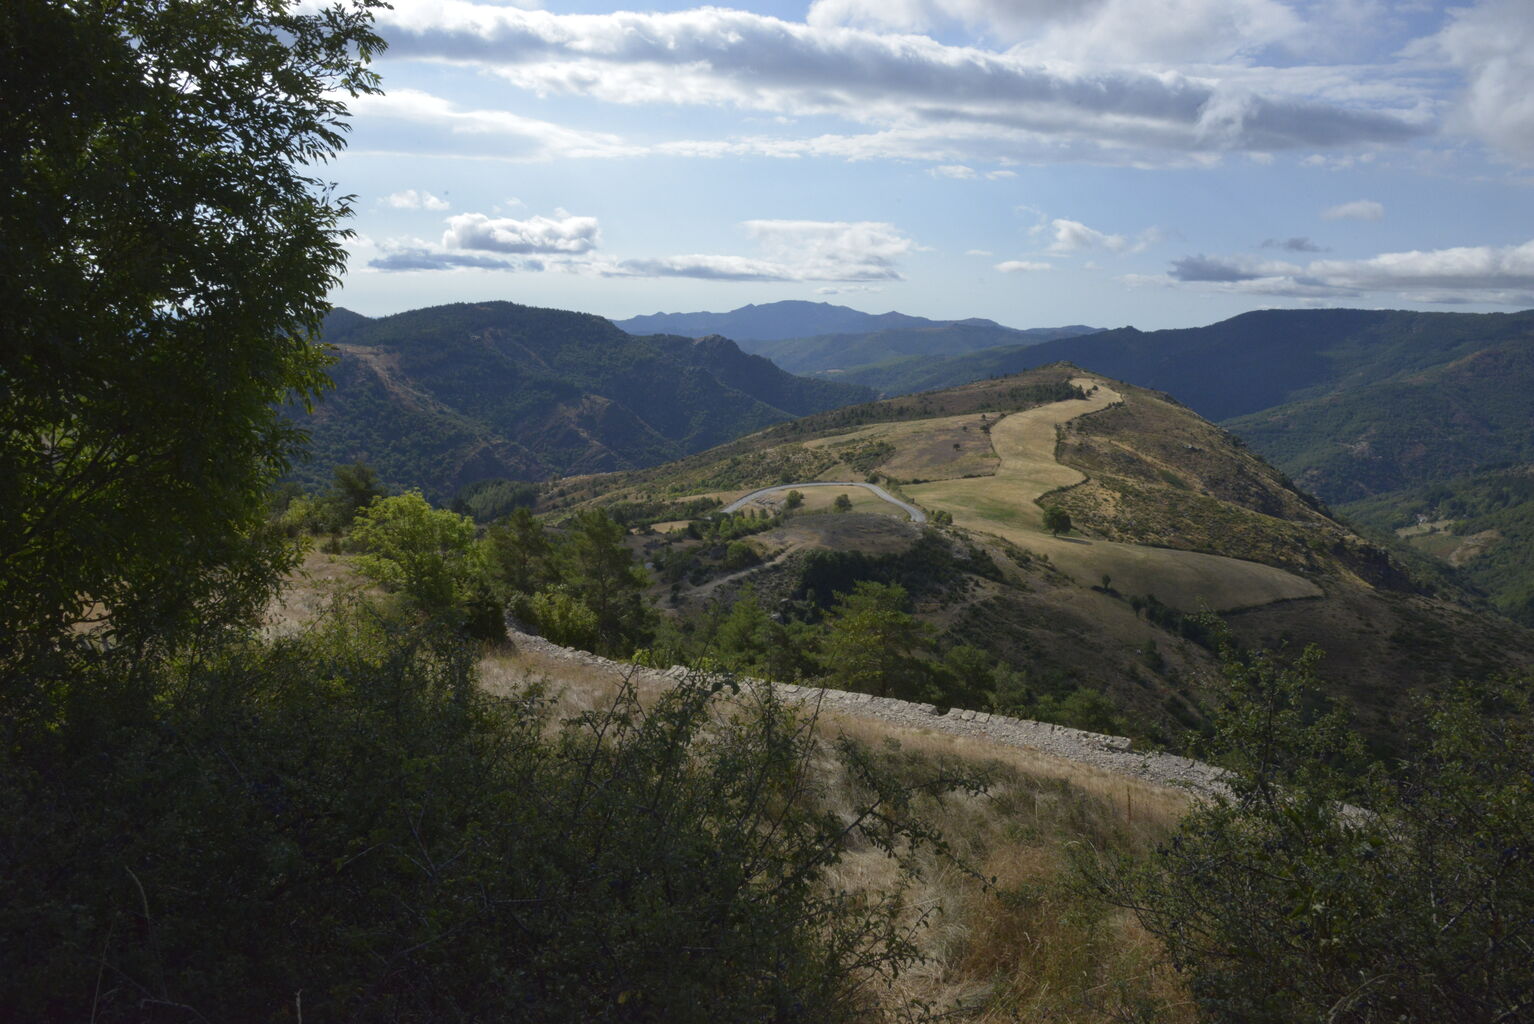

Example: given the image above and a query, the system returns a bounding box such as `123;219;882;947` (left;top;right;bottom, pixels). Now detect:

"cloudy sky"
331;0;1534;330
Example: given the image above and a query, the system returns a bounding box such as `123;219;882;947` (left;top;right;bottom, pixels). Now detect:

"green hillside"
1227;338;1534;503
292;302;873;498
757;322;1091;376
1343;466;1534;625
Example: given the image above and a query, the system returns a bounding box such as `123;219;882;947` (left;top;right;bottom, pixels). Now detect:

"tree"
1;0;385;681
329;461;386;524
559;509;650;655
833;493;854;513
351;492;486;614
785;489;805;510
1094;645;1534;1023
821;582;928;698
1042;506;1072;536
485;506;554;596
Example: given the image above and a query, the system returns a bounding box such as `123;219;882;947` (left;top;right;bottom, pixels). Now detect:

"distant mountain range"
806;307;1534;502
303;299;1534;625
292;302;873;497
614;300;1100;376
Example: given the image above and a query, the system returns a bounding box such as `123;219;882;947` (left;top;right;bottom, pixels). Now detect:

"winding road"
721;481;927;523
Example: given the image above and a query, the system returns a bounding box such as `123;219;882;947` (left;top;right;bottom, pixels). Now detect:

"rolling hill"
290;302;874;498
808;307;1534;506
544;364;1534;749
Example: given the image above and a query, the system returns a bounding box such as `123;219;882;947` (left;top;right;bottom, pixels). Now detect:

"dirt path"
907;377;1321;612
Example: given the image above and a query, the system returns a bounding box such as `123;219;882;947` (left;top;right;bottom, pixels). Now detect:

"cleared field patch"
791;486;909;518
909;378;1321;612
805;412;1001;481
750;512;926;557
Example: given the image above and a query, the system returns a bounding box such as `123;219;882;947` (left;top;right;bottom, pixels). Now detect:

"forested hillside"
292;302;873;497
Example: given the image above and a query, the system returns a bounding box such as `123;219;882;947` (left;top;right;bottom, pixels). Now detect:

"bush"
1092;645;1534;1023
0;612;980;1021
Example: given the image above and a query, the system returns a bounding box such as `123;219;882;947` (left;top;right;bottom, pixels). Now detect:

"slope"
1226;336;1534;503
549;365;1534;749
293;302;873;497
755;322;1090;376
615;299;943;342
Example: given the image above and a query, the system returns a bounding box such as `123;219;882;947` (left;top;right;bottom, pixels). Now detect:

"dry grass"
271;565;1197;1020
477;646;1197;1021
803;412;1002;481
906;378;1319;612
818;714;1195;1021
264;546;383;637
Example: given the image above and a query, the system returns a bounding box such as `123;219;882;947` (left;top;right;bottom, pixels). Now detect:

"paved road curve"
721;481;928;523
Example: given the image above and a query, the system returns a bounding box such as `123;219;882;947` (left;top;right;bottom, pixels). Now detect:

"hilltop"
543;364;1534;750
290;302;873;498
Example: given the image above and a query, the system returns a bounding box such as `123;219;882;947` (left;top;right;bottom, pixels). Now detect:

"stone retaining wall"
508;628;1228;795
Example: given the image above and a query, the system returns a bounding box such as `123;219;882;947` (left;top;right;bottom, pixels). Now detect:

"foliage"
820;583;931;699
293;302;873;497
559;509;651;656
1094;644;1534;1023
485;506;555;596
0;609;982;1021
0;0;384;678
350;491;488;615
332;460;387;520
1343;466;1534;625
1042;506;1072;536
451;477;539;523
834;493;855;513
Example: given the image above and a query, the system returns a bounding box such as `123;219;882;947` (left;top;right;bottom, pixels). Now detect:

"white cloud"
372;5;1424;165
805;0;1301;65
365;215;917;282
443;211;600;254
1322;199;1385;221
384;189;451;211
1151;238;1534;303
995;260;1052;272
932;164;978;179
1045;218;1164;255
345;88;640;161
1435;0;1534;163
597;220;920;283
817;285;886;295
965;248;994;256
986;169;1018;179
1050;218;1128;253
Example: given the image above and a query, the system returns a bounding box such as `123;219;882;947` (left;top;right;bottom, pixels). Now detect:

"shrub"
0;611;981;1021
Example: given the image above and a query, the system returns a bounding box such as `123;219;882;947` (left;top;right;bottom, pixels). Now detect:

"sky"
328;0;1534;330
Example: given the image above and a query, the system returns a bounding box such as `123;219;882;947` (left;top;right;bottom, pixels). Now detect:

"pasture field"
803;411;1001;481
908;378;1321;612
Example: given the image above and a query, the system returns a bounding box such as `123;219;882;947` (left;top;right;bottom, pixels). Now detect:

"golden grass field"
906;378;1322;612
804;411;1001;481
658;377;1319;611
